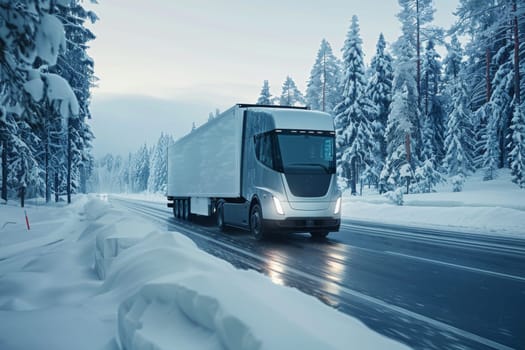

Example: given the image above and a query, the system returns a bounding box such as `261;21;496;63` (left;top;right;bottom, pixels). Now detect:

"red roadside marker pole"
25;210;30;230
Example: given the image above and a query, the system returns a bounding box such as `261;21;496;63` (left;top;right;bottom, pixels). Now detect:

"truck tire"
250;204;266;240
217;201;227;232
173;200;179;219
182;199;190;221
310;231;329;240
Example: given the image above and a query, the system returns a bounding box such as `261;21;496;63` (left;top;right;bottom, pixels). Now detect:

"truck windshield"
276;131;336;174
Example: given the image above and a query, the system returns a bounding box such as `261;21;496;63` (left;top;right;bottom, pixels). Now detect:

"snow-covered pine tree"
334;15;376;194
0;1;42;204
257;80;273;105
0;106;18;202
381;81;413;191
420;39;445;163
509;102;525;187
488;43;514;168
482;110;500;180
414;158;444;193
306;39;341;113
366;33;394;168
443;76;475;181
53;2;97;201
395;0;438;108
387;6;427;168
279;76;305;106
442;35;463;129
443;35;463;88
132;144;150;192
381;36;419;192
148;133;174;193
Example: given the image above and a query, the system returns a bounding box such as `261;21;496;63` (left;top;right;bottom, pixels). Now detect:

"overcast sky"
86;0;459;157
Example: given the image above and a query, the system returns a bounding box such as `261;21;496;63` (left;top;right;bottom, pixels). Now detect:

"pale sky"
87;0;459;157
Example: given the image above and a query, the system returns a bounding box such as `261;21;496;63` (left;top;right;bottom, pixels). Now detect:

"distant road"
111;196;525;350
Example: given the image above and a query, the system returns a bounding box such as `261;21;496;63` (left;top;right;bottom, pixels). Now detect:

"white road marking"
385;251;525;282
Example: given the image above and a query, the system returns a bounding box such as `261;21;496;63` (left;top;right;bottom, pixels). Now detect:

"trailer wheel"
173;200;178;218
182;199;190;221
310;231;329;240
217;201;227;232
176;199;181;219
250;204;266;240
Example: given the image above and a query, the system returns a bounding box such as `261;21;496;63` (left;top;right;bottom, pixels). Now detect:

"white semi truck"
167;104;341;240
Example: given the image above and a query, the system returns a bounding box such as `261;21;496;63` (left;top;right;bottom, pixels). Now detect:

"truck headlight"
273;196;285;215
334;197;342;215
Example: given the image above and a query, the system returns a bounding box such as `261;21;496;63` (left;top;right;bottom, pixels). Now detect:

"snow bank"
342;170;525;236
80;199;408;350
83;198;159;280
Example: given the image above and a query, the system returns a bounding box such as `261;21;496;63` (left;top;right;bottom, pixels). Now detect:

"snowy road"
110;196;525;350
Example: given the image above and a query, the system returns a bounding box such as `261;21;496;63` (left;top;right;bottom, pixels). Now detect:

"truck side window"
254;133;274;169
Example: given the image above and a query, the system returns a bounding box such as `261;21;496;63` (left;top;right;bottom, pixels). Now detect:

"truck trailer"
167;104;341;239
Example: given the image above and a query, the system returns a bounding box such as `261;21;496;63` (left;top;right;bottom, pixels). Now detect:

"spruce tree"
279;76;305;106
420;39;445;163
306;39;341;113
132;144;150;192
443;77;475;179
257;80;273;105
509;102;525;187
366;33;394;165
381;82;413;192
334;15;375;194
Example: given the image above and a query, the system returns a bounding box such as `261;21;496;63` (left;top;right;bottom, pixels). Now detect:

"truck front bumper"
263;217;340;233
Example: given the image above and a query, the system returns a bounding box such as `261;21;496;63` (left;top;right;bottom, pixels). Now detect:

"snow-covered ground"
0;196;408;350
342;170;525;237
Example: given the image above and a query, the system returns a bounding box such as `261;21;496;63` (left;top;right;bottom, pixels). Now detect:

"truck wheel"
183;199;190;221
310;231;329;240
173;200;179;218
250;204;266;240
217;201;227;232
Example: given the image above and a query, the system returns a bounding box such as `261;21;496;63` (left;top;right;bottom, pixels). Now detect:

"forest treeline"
102;1;524;198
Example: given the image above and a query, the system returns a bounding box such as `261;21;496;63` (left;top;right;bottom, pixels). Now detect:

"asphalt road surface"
110;196;525;350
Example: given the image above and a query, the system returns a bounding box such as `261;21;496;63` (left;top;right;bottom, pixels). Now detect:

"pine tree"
132;144;150;192
148;133;174;193
392;34;421;169
509;102;525;187
366;33;394;165
279;76;305;106
381;82;413;191
334;15;376;194
483;110;500;180
414;158;444;193
443;77;475;179
443;35;463;84
395;0;439;111
420;39;445;163
53;2;97;202
257;80;273;105
306;39;341;113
